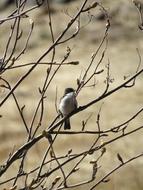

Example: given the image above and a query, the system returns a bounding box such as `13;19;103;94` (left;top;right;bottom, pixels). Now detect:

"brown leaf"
117;153;124;164
102;178;110;183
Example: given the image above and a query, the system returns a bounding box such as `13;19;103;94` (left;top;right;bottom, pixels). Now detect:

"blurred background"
0;0;143;189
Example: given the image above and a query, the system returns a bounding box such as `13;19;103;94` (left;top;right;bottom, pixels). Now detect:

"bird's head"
64;88;75;95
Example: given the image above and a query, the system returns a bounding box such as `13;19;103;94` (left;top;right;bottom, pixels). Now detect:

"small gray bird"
59;88;77;130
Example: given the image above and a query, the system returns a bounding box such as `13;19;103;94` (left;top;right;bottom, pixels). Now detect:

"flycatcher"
59;88;77;130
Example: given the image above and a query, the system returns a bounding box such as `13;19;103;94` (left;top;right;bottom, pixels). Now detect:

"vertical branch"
0;77;29;134
4;1;22;66
36;125;62;180
133;0;143;30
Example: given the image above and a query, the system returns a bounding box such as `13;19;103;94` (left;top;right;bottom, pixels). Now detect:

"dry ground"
0;0;143;189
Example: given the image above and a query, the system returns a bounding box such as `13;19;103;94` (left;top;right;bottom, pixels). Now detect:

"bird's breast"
59;93;77;116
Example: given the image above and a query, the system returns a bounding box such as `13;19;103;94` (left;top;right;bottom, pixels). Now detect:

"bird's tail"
64;119;71;130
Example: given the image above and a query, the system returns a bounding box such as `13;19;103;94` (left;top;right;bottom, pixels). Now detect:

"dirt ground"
0;0;143;189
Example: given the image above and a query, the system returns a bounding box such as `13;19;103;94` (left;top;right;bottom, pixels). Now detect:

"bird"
59;88;77;130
